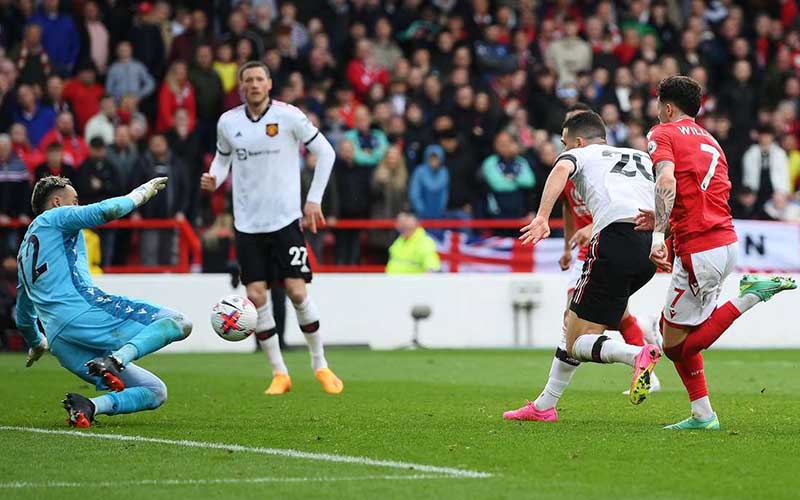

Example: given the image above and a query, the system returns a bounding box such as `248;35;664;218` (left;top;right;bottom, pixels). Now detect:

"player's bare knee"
285;284;307;305
246;282;268;307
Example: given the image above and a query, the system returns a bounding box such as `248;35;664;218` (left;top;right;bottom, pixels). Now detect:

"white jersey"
216;100;321;234
557;143;655;236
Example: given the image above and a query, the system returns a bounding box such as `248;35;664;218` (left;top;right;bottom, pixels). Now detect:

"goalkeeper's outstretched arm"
53;177;169;232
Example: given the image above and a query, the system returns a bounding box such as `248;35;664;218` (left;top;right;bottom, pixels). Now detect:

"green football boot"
739;275;796;302
663;413;720;431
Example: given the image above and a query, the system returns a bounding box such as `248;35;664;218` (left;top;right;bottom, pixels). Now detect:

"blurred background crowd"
1;0;800;274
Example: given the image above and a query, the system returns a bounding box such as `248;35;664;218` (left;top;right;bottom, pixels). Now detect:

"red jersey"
563;179;593;260
647;118;737;256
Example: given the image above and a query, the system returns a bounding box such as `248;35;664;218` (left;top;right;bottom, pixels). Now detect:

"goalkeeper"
16;176;193;428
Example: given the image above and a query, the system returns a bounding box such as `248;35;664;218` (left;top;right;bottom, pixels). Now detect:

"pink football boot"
629;344;661;405
503;401;558;422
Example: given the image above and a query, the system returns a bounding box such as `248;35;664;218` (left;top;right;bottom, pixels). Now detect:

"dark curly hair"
31;176;72;216
657;76;702;118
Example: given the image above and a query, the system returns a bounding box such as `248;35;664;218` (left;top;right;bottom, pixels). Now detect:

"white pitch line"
0;426;492;479
0;475;452;489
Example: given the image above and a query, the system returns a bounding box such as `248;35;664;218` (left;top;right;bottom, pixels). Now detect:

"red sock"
619;315;645;346
673;352;708;401
681;302;741;357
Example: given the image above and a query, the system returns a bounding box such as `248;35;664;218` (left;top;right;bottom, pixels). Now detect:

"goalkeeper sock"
572;334;640;366
92;387;163;415
534;345;579;410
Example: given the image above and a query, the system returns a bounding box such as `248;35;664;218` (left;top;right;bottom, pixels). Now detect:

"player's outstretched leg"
254;298;291;395
87;310;192;392
503;344;578;422
64;364;169;428
286;280;343;394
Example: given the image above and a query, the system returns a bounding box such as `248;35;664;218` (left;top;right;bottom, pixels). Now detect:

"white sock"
690;395;714;420
572;334;640;366
534;351;579;410
304;331;328;371
258;334;288;376
292;296;327;371
256;302;276;333
731;294;760;314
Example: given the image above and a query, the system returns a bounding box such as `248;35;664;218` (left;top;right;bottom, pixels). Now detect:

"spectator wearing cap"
410;144;449;220
10;23;51;86
82;1;109;75
106;41;157;103
75;137;122;206
130;2;167;79
346;40;389;101
34;142;76;181
546;17;592;85
39;111;90;167
63;65;104;131
170;9;216;64
481;131;535;219
0;134;32;223
31;0;80;75
84;95;117;146
435;116;478;217
15;84;56;147
156;61;196;133
742;125;791;214
343;106;389;169
9;123;44;172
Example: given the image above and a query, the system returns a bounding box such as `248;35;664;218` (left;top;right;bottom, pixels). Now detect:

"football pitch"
1;348;799;500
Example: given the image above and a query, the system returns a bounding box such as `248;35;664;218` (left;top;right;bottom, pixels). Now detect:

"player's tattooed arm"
653;160;676;234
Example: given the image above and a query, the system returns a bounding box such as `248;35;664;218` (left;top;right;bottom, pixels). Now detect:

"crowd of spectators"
2;0;800;273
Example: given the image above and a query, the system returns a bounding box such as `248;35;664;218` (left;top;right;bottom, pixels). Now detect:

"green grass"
1;349;799;499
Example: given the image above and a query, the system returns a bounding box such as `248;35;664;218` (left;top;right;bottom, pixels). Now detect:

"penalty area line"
0;426;492;479
0;475;454;489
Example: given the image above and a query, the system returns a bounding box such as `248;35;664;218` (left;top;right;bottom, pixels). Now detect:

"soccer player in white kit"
201;61;342;395
506;111;661;420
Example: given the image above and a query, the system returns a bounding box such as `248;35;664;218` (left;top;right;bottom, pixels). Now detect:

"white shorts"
663;243;738;327
566;259;586;294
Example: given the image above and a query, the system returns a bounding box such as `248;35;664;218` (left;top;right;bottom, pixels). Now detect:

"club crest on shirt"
266;123;279;137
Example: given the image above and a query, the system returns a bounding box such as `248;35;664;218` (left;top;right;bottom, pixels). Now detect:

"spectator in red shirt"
346;39;389;101
38;111;90;167
156;60;196;133
10;123;44;174
63;65;104;132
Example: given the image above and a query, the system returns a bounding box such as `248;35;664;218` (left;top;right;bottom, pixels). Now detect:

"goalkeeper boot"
315;368;343;394
63;393;95;428
629;344;661;405
86;356;125;392
264;373;292;395
503;401;558;422
664;413;720;431
739;275;797;302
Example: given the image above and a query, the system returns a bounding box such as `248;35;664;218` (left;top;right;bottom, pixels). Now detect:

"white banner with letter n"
734;219;800;273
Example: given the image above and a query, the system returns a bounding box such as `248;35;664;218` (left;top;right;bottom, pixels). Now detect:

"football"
210;295;258;341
